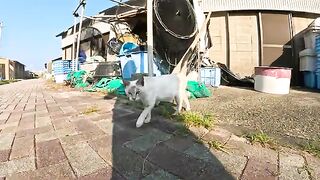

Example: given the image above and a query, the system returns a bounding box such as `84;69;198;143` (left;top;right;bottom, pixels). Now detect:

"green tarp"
66;71;210;99
187;81;211;99
66;70;88;88
85;77;125;95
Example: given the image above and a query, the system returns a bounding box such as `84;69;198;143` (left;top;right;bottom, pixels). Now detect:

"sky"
0;0;114;71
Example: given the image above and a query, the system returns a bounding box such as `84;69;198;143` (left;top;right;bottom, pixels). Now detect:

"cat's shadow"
107;95;236;179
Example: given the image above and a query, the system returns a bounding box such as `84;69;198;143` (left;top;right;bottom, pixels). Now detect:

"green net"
67;70;88;88
187;81;211;99
85;77;125;95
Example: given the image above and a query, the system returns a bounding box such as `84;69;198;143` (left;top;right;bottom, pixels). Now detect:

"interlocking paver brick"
35;116;51;128
17;120;34;131
55;127;79;138
16;125;54;138
87;135;113;164
6;114;21;124
36;139;67;168
202;127;233;142
10;135;34;160
142;169;179;180
0;120;6;125
164;136;196;152
78;166;123;180
0;156;36;177
111;145;158;179
7;161;75;180
279;152;309;180
60;133;88;146
0;121;19;131
1;79;319;180
94;119;114;135
62;142;107;177
124;129;172;153
304;153;320;179
147;143;228;179
0;150;10;162
35;131;58;143
0;133;15;151
0;112;10;122
52;118;73;130
241;157;278;180
0;126;17;134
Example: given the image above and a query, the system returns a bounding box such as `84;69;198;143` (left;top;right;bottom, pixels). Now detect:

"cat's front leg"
144;112;151;124
136;104;154;128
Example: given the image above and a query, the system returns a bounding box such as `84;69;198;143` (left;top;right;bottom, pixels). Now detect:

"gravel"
191;86;320;147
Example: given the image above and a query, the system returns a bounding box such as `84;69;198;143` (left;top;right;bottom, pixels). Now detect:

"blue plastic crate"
303;71;317;89
317;74;320;90
200;67;221;87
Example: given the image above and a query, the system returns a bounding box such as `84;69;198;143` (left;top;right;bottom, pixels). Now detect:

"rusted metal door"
261;13;293;67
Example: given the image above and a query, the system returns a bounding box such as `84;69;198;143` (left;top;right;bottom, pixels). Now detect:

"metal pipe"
147;0;154;77
72;17;77;71
75;1;86;71
109;0;144;10
73;0;85;16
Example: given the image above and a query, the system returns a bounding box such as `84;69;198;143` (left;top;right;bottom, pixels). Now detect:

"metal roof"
198;0;320;14
56;0;146;37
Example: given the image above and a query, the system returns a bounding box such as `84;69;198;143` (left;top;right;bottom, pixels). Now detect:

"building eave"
198;0;320;14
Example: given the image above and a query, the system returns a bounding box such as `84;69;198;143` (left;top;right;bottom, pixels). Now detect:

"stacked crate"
52;60;77;83
316;35;320;89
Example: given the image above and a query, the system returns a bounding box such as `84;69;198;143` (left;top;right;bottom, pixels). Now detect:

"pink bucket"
254;66;292;94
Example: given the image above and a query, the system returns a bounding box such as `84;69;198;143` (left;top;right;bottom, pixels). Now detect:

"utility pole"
147;0;154;77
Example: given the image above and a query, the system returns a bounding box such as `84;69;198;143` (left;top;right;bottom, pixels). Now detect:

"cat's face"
123;77;144;101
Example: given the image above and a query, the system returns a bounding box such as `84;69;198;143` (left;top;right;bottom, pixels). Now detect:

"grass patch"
173;124;191;137
0;79;19;85
82;105;99;115
158;103;175;119
208;140;228;153
246;130;273;147
175;111;214;129
302;140;320;158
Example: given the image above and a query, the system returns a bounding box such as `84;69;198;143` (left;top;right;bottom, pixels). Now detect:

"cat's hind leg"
173;95;183;115
183;93;191;111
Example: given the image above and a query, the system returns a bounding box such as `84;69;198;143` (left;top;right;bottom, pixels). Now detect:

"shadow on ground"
107;94;236;179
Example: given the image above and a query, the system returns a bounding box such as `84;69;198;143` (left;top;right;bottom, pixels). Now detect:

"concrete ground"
192;86;320;148
0;79;319;180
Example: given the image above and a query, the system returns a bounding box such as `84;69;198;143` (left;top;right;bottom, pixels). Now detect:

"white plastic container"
54;74;67;84
254;67;292;95
299;49;316;71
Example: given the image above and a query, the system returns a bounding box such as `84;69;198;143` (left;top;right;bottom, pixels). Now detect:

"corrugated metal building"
198;0;320;85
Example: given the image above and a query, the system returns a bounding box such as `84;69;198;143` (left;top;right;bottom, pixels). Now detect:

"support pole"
147;0;154;77
75;1;86;71
72;17;77;71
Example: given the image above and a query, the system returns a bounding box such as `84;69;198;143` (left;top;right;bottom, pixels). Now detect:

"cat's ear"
137;76;144;86
123;80;130;87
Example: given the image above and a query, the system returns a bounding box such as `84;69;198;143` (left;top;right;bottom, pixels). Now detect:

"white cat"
123;73;191;128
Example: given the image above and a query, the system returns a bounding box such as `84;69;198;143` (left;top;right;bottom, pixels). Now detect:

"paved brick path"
0;79;319;180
